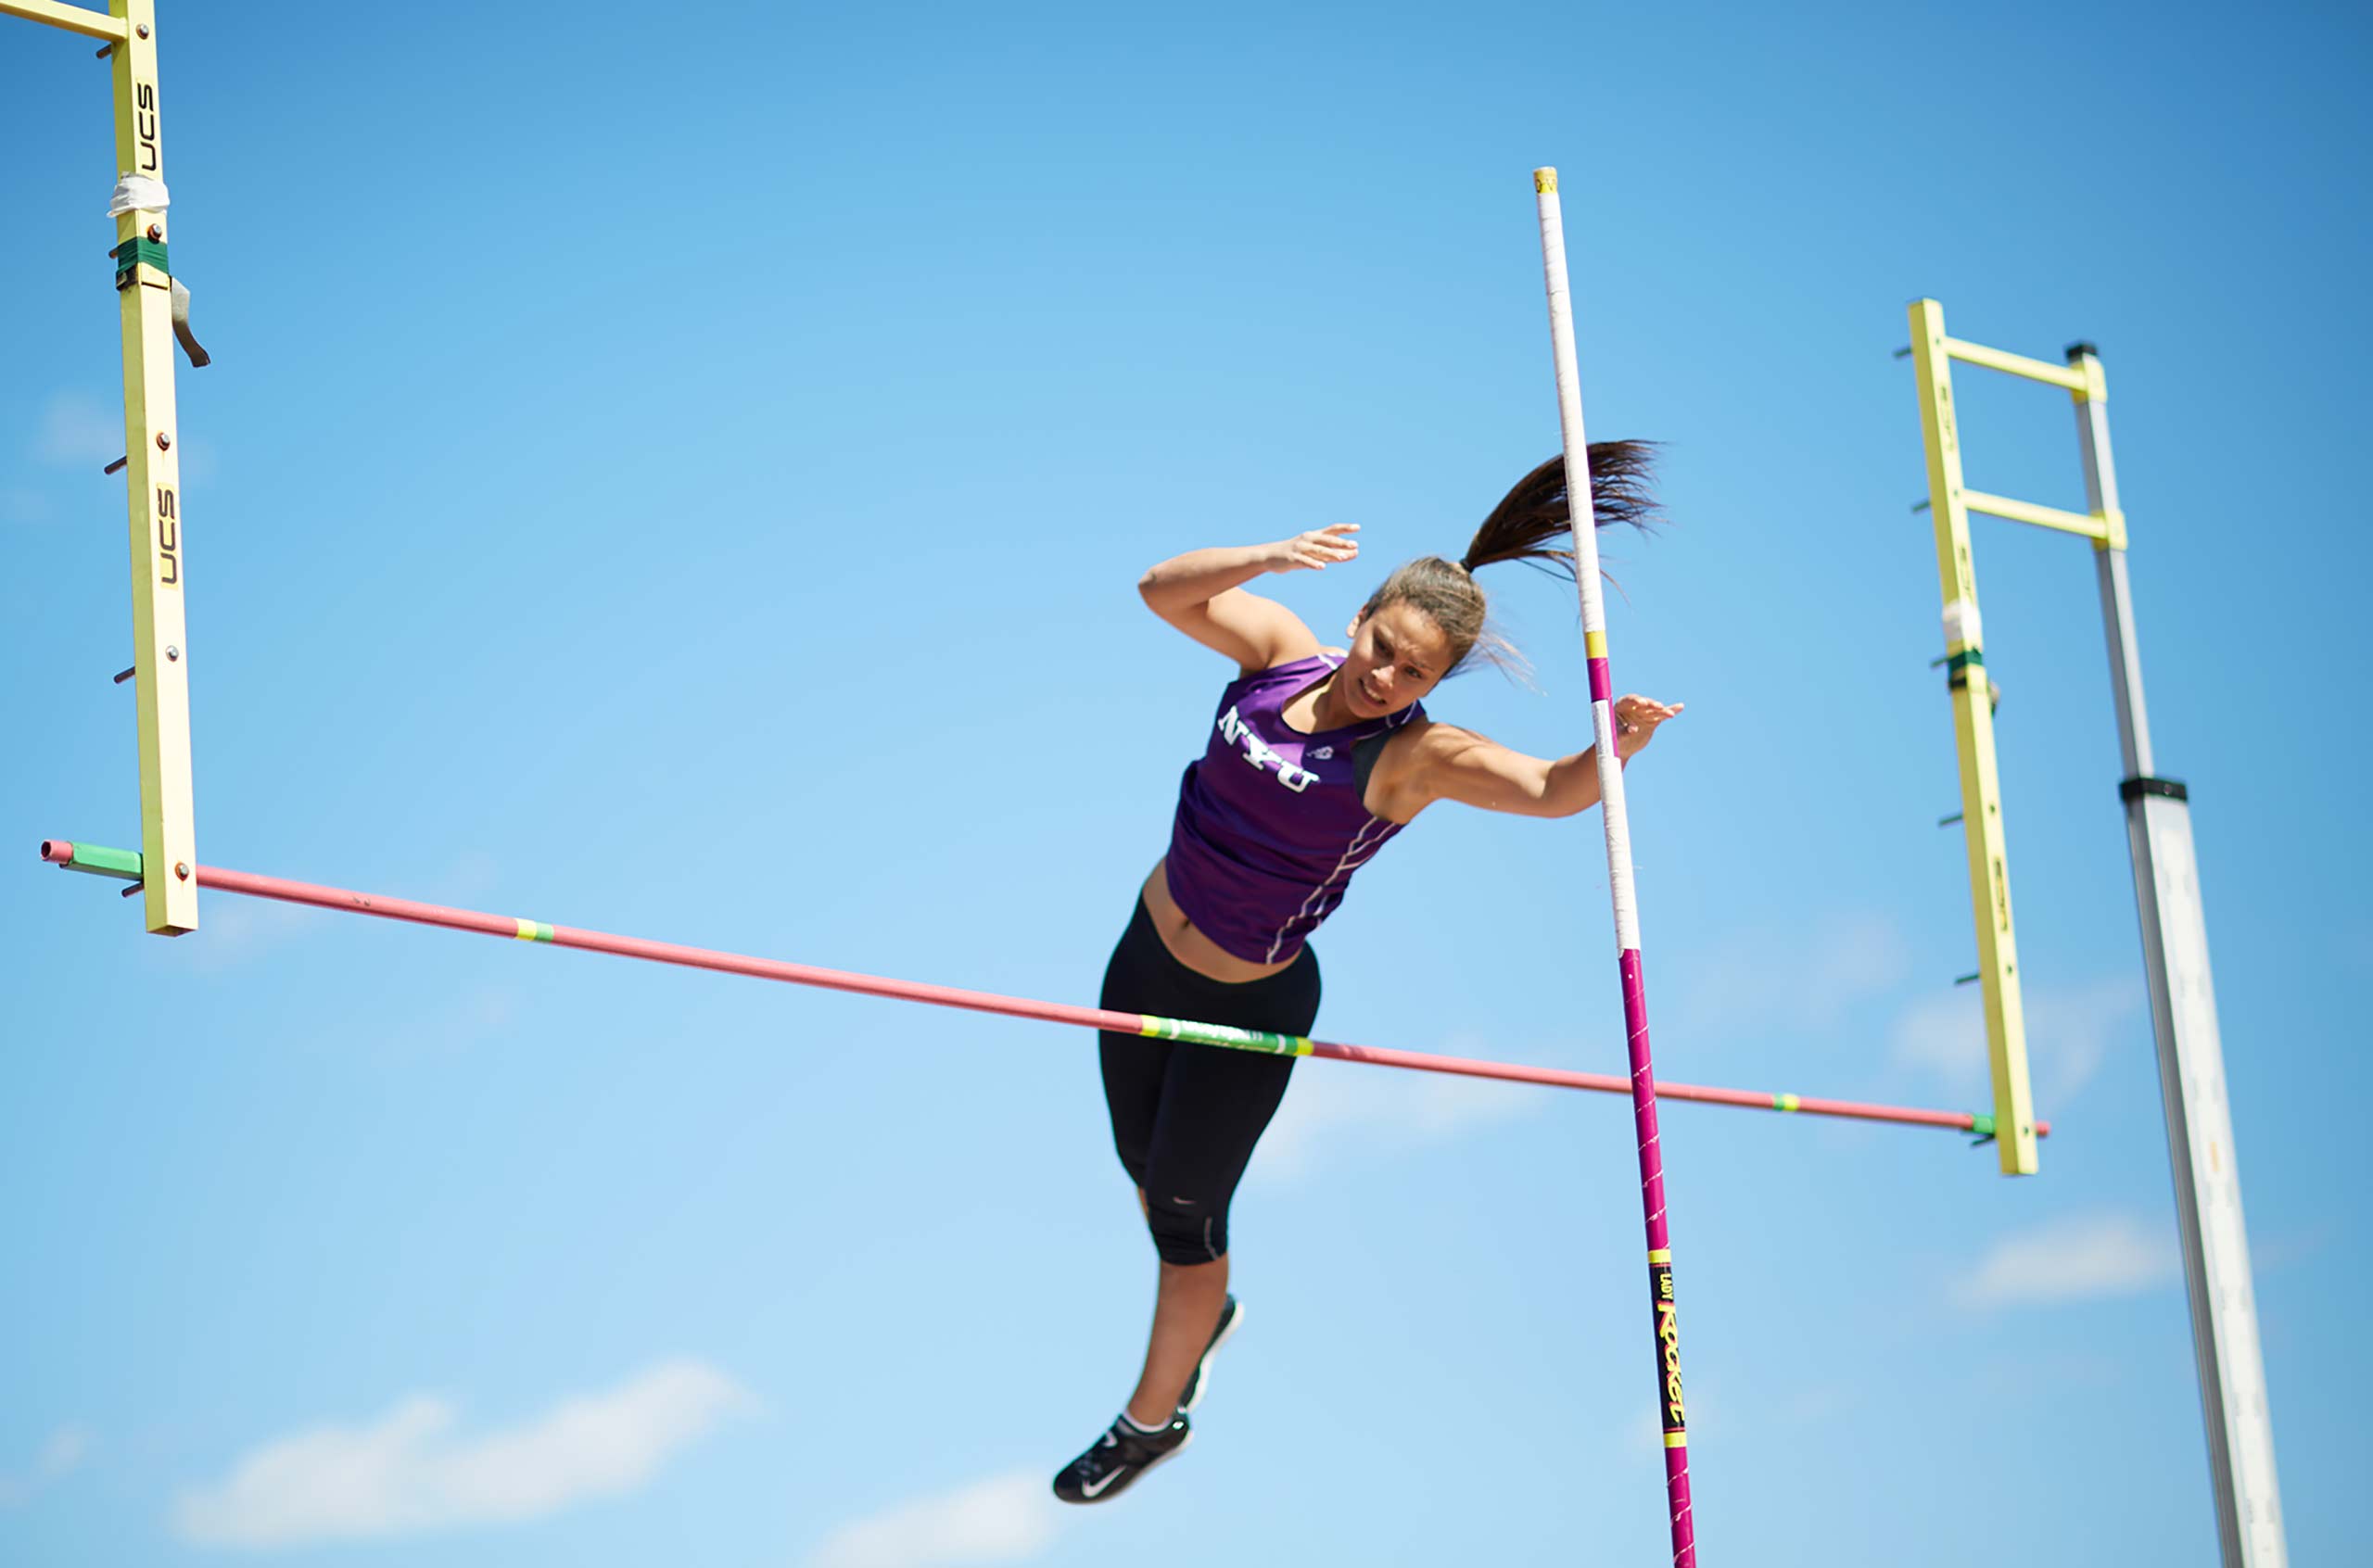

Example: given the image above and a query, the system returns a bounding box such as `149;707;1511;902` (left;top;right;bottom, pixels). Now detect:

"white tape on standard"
108;174;170;216
1943;597;1983;648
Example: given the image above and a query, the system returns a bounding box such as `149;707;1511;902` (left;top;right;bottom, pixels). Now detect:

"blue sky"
5;1;2367;1563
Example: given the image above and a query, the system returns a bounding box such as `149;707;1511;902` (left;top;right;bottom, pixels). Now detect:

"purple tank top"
1165;653;1425;965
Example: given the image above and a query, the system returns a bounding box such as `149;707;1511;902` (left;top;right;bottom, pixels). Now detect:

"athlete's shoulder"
1386;711;1471;773
1236;649;1335;686
1394;714;1480;759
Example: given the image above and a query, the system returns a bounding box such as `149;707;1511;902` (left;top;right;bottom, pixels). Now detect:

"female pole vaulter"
1056;445;1681;1502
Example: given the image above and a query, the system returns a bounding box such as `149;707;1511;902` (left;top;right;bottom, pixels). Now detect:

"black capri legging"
1098;893;1321;1266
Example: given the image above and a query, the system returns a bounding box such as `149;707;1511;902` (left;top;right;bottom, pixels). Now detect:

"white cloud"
384;984;524;1059
1250;1038;1541;1183
807;1470;1059;1568
1617;1376;1841;1461
453;985;519;1036
1889;988;1981;1087
2252;1220;2338;1274
1954;1211;2179;1309
175;854;500;975
2032;977;2144;1099
428;850;503;906
1796;916;1915;1022
1670;912;1910;1039
0;1423;95;1508
1890;975;2141;1102
1625;1400;1666;1456
1625;1379;1719;1455
170;892;327;975
172;1359;752;1549
36;392;121;468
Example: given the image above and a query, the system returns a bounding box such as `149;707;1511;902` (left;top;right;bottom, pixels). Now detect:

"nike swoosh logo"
1080;1468;1127;1498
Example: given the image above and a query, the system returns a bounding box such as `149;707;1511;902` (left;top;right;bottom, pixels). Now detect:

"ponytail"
1363;441;1661;675
1461;440;1660;577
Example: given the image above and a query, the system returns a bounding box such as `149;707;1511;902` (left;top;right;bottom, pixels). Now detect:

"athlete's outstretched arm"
1136;525;1357;672
1403;695;1682;819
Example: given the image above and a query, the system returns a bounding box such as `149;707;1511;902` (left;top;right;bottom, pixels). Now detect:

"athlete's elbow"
1494;790;1576;821
1550;779;1602;818
1541;756;1601;817
1137;570;1180;616
1488;779;1568;818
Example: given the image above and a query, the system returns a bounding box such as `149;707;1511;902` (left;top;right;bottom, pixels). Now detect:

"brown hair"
1361;440;1659;673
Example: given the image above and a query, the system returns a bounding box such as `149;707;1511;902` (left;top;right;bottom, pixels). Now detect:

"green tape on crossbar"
111;236;170;289
1139;1015;1311;1056
57;841;144;881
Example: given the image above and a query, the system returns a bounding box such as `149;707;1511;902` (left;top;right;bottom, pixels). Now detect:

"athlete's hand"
1612;694;1682;760
1269;523;1360;573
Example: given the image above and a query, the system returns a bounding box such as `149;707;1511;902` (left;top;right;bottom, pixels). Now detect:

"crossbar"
38;839;2049;1140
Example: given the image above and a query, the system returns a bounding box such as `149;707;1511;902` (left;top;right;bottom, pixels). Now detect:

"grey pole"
2068;344;2287;1568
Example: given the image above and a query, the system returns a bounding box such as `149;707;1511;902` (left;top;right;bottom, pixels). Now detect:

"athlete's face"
1337;601;1453;719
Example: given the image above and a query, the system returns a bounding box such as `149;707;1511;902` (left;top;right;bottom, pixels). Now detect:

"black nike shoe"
1178;1294;1243;1413
1051;1411;1193;1505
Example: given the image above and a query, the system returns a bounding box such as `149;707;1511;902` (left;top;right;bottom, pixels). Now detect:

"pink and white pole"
1533;167;1695;1565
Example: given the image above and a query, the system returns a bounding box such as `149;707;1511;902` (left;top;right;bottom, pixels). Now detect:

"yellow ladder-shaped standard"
4;0;202;933
1904;299;2065;1178
1904;299;2286;1567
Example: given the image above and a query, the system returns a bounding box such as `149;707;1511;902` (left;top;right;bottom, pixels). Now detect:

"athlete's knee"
1144;1190;1227;1265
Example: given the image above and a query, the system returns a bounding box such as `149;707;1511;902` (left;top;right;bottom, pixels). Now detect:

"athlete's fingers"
1296;525;1359;567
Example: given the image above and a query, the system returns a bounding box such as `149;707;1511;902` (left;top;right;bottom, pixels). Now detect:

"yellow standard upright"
3;0;200;931
1906;299;2040;1175
114;0;199;933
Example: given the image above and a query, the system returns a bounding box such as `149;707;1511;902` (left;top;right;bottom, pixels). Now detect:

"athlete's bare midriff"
1139;860;1300;984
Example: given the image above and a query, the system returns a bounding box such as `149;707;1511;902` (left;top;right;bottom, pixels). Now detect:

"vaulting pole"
1532;167;1694;1565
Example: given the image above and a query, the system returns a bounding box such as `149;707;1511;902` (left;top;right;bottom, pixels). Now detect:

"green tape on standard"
1970;1114;1996;1137
111;236;170;288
